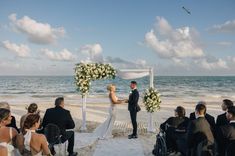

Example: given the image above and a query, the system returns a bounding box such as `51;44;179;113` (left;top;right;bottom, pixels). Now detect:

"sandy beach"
8;96;225;156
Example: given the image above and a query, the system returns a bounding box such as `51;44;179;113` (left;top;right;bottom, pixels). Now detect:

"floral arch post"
75;63;116;130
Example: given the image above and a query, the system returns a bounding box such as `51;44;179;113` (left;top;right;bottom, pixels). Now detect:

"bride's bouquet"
143;87;161;113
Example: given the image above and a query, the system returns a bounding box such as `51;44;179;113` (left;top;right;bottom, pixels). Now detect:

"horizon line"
0;75;235;77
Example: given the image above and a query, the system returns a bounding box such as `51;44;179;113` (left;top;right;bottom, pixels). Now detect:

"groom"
127;81;139;139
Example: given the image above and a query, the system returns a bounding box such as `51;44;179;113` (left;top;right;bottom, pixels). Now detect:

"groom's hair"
55;97;64;106
131;81;137;85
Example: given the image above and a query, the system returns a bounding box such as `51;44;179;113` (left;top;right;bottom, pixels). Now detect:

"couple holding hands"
93;81;140;140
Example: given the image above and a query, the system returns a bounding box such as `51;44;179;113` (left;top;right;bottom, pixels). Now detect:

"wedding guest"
0;108;18;155
216;106;235;156
0;146;7;156
20;103;39;131
189;101;216;135
16;113;51;155
160;106;190;154
187;103;215;156
0;102;20;133
216;99;233;127
42;97;77;156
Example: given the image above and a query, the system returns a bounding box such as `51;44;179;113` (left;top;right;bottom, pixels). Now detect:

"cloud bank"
209;20;235;33
9;13;65;44
79;43;104;63
145;16;228;71
41;48;76;61
2;40;30;57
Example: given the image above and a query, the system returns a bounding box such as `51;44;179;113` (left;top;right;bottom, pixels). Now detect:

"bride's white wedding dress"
93;94;117;139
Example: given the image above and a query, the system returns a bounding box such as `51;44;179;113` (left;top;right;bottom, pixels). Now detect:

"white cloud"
225;56;235;64
0;60;20;69
210;20;235;33
79;43;103;63
145;16;204;59
217;41;232;46
1;40;30;57
135;59;147;66
41;48;76;61
194;58;228;70
155;16;172;36
9;13;65;44
144;16;231;73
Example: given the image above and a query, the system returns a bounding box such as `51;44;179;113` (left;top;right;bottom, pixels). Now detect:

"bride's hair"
107;84;115;91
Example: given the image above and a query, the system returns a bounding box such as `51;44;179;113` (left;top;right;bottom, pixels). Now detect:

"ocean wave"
0;91;37;94
31;94;63;98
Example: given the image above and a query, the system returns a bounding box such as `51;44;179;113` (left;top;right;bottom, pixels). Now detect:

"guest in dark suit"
160;106;190;153
42;97;77;156
0;102;20;133
187;103;215;156
216;99;233;127
217;106;235;156
127;81;139;139
189;101;216;135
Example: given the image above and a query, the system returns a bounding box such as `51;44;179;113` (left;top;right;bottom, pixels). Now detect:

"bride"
93;84;125;139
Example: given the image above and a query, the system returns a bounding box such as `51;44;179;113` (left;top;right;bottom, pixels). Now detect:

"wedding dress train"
93;103;116;139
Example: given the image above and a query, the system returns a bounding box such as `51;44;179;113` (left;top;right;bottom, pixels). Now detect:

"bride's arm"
110;93;123;104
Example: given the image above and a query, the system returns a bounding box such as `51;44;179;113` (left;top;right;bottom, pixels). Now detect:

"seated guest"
0;146;7;156
216;106;235;156
0;108;18;155
189;101;216;135
42;97;77;156
187;103;215;156
16;113;51;155
216;99;233;127
0;102;20;133
20;103;39;130
160;106;190;153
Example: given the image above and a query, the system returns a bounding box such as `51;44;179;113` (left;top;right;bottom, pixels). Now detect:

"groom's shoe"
68;152;78;156
128;134;133;139
128;134;138;139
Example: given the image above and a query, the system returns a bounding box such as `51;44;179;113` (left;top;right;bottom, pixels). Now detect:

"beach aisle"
93;137;144;156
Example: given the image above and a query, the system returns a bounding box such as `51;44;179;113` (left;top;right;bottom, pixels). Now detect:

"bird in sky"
182;6;191;15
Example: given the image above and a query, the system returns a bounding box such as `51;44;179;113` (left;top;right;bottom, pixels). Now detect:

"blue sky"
0;0;235;75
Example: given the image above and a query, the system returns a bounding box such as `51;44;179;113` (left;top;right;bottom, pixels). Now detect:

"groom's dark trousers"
128;89;139;136
130;111;137;135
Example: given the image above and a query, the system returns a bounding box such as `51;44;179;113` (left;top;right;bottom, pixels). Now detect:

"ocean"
0;76;235;105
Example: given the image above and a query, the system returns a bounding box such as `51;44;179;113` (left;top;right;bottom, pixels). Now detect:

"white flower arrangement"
143;87;161;113
75;63;116;97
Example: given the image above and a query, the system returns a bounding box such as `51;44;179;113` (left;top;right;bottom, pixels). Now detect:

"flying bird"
182;6;191;15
